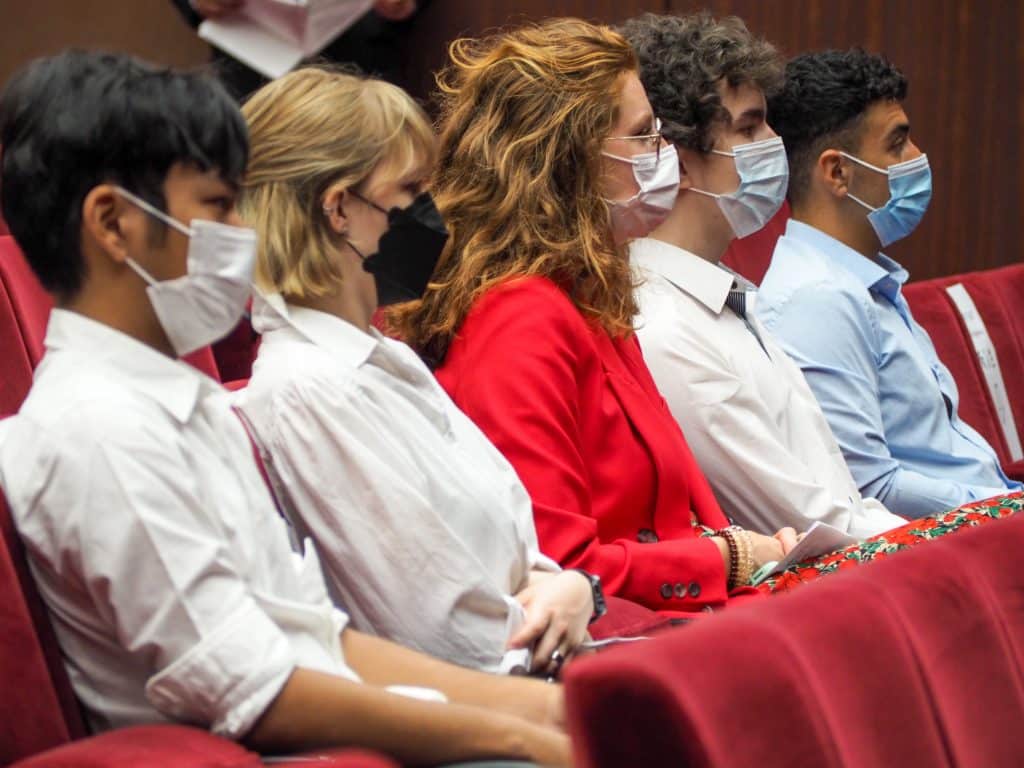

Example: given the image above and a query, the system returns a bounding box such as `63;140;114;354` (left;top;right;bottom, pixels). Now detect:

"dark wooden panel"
661;0;1023;280
1;0;1014;280
406;0;1021;280
400;0;667;112
0;0;210;88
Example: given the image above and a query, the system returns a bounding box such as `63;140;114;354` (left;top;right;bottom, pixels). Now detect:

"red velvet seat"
956;266;1024;477
0;236;221;405
902;276;1009;460
212;313;259;383
720;202;789;286
564;511;1024;768
903;271;1024;480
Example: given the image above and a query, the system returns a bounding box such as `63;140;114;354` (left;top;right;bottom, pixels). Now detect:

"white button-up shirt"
632;237;905;539
237;295;558;673
0;310;358;739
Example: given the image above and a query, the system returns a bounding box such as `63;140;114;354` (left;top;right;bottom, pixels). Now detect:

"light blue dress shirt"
756;219;1019;519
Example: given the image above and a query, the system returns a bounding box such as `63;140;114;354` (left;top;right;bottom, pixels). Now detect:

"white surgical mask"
602;144;681;242
115;186;256;357
690;136;789;239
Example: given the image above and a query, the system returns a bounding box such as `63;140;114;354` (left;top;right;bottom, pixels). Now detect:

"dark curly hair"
618;12;782;155
768;49;907;206
0;50;247;300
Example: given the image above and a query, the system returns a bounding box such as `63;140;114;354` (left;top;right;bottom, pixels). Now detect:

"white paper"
580;636;653;650
200;17;305;79
199;0;374;80
769;521;859;575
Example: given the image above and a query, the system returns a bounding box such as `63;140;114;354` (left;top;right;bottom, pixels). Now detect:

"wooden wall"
1;0;1019;279
0;0;209;85
403;0;1023;280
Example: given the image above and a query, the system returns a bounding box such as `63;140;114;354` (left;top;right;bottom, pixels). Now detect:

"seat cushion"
565;514;1024;768
903;276;1009;462
0;488;86;764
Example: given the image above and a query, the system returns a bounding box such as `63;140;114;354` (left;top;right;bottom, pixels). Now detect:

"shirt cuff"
145;600;297;739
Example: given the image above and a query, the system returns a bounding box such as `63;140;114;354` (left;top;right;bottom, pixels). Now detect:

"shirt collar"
252;291;378;367
44;309;206;423
784;219;909;301
631;237;739;314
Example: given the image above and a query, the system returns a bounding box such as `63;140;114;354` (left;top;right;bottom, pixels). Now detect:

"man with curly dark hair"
621;14;907;539
755;49;1019;518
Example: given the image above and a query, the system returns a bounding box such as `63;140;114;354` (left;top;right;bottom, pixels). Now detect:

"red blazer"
438;276;747;612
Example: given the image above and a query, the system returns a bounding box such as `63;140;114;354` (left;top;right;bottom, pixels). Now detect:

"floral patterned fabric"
755;492;1024;594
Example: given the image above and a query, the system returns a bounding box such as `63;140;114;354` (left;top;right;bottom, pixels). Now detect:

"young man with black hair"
0;50;567;766
620;13;905;538
755;49;1019;519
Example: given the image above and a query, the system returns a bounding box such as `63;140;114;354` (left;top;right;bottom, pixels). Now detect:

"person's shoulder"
761;243;870;326
462;275;589;340
636;270;718;337
20;361;165;445
250;334;349;394
474;274;578;314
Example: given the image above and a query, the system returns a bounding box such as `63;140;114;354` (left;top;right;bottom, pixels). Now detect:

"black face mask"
350;191;449;307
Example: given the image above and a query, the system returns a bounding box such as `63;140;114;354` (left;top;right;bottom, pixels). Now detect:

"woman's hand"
508;570;593;672
193;0;245;20
740;531;777;568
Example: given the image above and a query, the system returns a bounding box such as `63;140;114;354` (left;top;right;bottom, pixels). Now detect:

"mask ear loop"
837;154;886;213
114;186;193;237
321;200;365;261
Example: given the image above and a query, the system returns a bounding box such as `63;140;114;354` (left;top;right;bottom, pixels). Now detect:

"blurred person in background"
170;0;423;99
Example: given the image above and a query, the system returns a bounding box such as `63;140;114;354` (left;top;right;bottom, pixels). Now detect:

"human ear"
81;184;133;265
321;186;349;235
818;149;848;199
676;147;697;191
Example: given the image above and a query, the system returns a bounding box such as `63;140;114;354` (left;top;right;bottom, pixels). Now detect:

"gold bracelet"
734;529;755;587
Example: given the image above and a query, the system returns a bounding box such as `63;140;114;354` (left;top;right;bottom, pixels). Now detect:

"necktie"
725;283;770;357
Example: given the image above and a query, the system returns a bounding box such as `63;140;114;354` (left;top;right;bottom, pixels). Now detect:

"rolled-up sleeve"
78;434;298;738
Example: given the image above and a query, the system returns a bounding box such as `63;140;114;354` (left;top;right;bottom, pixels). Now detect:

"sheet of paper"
199;0;374;79
769;521;860;575
580;636;653;650
200;16;306;79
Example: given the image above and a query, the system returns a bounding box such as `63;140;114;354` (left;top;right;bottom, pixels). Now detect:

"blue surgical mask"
841;152;932;247
690;136;789;239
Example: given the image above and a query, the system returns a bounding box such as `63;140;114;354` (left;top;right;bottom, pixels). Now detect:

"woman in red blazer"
391;19;797;618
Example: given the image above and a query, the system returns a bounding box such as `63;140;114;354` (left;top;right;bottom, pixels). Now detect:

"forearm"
342;629;563;729
244;667;567;765
860;461;992;519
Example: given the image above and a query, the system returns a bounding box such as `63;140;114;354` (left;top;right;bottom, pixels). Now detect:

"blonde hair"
239;67;435;298
388;18;638;366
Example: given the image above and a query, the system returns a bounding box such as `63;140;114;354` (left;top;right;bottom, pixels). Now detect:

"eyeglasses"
604;117;664;161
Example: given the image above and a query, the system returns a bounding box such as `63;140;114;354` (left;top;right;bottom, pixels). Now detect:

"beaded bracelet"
717;526;755;589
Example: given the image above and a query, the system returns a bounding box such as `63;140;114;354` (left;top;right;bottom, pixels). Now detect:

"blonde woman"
236;67;598;677
391;19;801;614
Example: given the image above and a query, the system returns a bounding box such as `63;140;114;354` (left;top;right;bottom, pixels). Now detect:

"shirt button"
660;583;673;600
688;582;701;599
674;582;687;599
637;528;659;543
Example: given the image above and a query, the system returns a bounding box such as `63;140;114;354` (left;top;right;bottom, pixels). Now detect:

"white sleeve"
72;428;297;739
253;372;517;667
640;313;904;537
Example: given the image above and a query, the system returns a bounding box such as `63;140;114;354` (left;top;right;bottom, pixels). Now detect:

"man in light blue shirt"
756;49;1019;518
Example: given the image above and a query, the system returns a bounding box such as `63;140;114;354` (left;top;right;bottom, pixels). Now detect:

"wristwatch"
571;569;607;624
